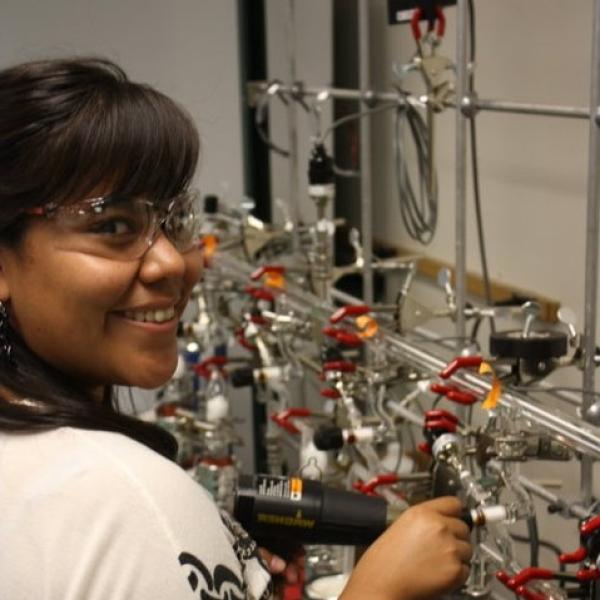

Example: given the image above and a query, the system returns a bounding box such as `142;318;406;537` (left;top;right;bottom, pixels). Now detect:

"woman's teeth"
123;306;176;323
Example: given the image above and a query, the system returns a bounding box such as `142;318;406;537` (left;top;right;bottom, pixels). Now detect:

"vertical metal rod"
581;0;600;506
359;0;373;304
286;0;301;252
454;0;469;345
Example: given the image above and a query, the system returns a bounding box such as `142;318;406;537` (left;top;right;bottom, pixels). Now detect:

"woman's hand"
258;546;304;585
340;496;472;600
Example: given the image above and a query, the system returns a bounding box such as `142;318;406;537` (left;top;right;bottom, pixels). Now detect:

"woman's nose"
138;231;187;283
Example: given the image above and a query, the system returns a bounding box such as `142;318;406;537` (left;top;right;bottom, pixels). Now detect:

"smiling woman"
0;57;472;600
0;58;272;600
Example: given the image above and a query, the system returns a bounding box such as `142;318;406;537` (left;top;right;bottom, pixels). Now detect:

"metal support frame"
581;0;600;506
359;0;374;304
454;0;469;345
285;0;301;253
247;81;592;121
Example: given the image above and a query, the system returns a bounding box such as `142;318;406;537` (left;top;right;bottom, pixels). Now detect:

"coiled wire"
394;94;438;245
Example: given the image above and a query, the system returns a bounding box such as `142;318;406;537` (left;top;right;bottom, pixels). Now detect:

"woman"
0;57;471;600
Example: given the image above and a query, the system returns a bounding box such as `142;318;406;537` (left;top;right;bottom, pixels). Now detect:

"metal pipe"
517;475;589;521
475;98;589;120
359;0;374;304
581;0;600;506
454;0;469;345
249;80;592;120
285;0;301;253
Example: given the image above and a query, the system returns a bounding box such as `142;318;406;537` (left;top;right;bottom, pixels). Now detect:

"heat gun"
233;474;508;546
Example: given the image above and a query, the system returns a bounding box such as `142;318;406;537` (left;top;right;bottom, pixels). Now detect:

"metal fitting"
460;92;479;118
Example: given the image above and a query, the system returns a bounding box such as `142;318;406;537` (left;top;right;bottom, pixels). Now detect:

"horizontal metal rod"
487;461;589;520
474;98;589;120
248;80;591;120
517;474;589;520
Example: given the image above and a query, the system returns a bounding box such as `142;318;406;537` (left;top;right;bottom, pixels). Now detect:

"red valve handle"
330;305;371;324
410;6;445;41
322;326;364;347
250;314;268;326
559;546;587;564
244;286;275;303
446;389;479;405
235;328;257;351
496;571;512;587
424;418;457;434
194;356;228;379
440;356;484;379
271;408;312;435
581;514;600;536
508;568;556;589
430;382;449;395
417;442;431;454
320;388;341;399
354;473;400;496
322;360;357;373
424;409;459;424
251;265;286;281
430;383;478;405
560;514;600;564
576;568;600;581
516;587;547;600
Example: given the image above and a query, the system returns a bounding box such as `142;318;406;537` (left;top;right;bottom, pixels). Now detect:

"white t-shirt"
0;427;272;600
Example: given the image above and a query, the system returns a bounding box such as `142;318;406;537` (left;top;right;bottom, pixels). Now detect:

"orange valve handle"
251;265;286;281
410;6;446;41
330;305;371;324
440;356;484;379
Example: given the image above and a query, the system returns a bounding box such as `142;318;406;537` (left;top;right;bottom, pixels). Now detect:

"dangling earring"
0;302;13;365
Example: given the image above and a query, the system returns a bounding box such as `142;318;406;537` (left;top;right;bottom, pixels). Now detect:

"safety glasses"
27;189;203;261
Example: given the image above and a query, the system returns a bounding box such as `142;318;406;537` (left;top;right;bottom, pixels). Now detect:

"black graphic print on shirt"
219;511;272;600
179;552;245;600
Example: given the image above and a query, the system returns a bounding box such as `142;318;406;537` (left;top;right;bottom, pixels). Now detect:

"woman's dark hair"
0;56;201;460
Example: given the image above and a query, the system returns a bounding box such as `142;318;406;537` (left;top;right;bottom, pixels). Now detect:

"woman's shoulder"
0;427;270;599
0;426;214;515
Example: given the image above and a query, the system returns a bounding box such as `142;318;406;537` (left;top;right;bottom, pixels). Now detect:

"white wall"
0;0;246;202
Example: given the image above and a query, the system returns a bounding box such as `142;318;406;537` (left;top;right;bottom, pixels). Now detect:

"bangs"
45;83;200;206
